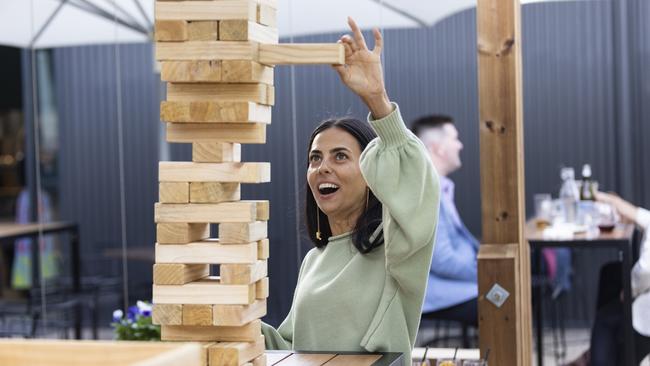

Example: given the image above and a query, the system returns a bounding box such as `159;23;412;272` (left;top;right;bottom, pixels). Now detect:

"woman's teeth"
318;183;340;195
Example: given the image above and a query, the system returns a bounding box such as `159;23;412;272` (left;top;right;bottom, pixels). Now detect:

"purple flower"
127;306;139;321
112;309;123;322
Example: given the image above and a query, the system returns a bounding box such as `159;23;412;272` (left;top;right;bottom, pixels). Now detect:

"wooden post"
476;0;532;364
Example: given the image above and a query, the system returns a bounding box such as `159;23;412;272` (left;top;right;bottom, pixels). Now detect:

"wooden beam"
192;142;241;163
187;21;219;41
257;3;276;27
167;83;274;106
219;20;278;43
221;60;273;84
155;20;188;41
258;44;344;65
161;320;261;342
155;241;258;264
154;201;269;223
220;260;267;285
159;162;270;183
159;182;190;203
476;0;531;363
161;61;222;83
155;1;257;21
213;300;266;326
219;221;268;244
207;336;265;366
190;182;241;203
255;277;268;300
156;41;258;61
153;263;209;285
152;304;183;325
160;101;272;123
153;277;255;305
257;239;269;260
182;304;213;326
157;223;209;244
166;123;267;144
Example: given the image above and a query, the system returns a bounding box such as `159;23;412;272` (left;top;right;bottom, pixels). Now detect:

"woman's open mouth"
318;183;340;196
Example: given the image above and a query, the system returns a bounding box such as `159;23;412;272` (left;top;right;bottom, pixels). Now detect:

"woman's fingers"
372;28;383;55
340;35;358;53
347;17;368;50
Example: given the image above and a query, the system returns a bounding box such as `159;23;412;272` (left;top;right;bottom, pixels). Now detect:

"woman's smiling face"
307;127;367;225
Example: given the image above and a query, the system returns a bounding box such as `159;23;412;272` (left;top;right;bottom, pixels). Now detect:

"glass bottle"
580;164;595;201
559;167;580;223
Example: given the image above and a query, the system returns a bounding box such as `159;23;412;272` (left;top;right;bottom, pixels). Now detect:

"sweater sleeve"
360;103;440;294
632;208;650;298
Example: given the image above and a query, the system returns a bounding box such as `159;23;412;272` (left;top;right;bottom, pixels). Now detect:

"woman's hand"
333;17;393;119
595;191;638;224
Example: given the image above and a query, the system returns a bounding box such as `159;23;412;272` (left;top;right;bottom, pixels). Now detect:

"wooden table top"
265;351;402;366
525;220;634;242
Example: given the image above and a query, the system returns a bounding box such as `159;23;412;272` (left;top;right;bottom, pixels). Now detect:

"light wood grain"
190;182;241;203
182;304;213;326
153;276;255;305
208;336;265;366
156;41;258;61
155;241;258;264
219;20;278;43
152;304;183;325
155;20;188;41
157;223;209;244
153;263;209;285
159;162;270;183
221;60;273;84
155;201;268;223
155;1;256;21
255;277;268;300
187;21;218;41
219;221;267;244
221;260;267;285
257;239;269;260
166;122;267;144
213;300;266;326
162;320;261;342
258;44;344;65
159;182;189;203
193;142;241;163
257;3;276;27
167;83;273;106
161;101;272;123
161;61;221;83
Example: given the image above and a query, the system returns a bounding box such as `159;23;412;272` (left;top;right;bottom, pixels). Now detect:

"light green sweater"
262;105;440;363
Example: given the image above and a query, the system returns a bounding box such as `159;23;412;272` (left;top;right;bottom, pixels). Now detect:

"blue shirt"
422;176;479;313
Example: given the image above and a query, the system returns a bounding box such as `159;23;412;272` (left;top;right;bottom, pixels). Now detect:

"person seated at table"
566;192;650;365
410;115;479;331
261;18;440;363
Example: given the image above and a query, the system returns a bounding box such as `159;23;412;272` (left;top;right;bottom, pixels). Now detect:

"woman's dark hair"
305;117;384;254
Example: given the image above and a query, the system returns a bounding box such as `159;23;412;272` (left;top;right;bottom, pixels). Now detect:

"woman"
261;18;440;362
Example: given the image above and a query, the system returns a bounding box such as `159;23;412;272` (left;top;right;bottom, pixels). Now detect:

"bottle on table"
559;167;580;223
580;164;595;201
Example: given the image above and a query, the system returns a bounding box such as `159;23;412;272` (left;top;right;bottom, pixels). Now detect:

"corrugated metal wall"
32;0;649;327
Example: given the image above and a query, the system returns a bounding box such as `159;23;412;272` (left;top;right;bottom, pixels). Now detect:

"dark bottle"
580;164;595;201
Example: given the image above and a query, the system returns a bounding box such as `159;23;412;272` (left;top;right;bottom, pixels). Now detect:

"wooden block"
255;201;270;221
258;44;344;65
201;342;217;366
153;277;255;305
193;142;241;163
161;61;221;83
155;20;188;41
159;182;190;203
154;263;209;285
191;182;241;203
162;320;261;342
255;277;268;300
161;101;272;124
155;1;257;21
221;260;267;285
219;221;267;244
257;239;269;260
152;304;183;325
219;20;278;43
188;21;218;41
156;41;258;61
155;201;268;223
182;304;213;326
213;300;266;326
167;83;273;106
266;85;274;106
155;241;258;264
221;61;273;84
159;162;270;183
166;123;267;144
250;354;266;366
208;336;265;366
257;4;276;27
157;223;210;244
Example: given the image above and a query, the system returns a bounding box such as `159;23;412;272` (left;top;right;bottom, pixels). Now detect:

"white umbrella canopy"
0;0;580;49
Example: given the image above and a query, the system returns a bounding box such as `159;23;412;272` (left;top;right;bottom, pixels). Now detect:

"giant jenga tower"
150;1;343;365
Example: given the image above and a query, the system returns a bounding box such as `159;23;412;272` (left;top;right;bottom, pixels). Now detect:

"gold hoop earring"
316;206;322;241
365;188;370;211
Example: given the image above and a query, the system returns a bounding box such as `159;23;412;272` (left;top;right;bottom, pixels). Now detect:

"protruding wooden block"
257;3;276;27
159;162;270;183
157;222;210;244
156;41;258;61
155;1;257;21
161;61;221;83
208;336;265;366
191;182;241;203
162;320;261;342
167;83;274;106
152;304;183;325
213;300;266;326
153;276;255;305
255;277;268;300
258;43;345;65
159;182;190;203
221;260;267;285
161;101;271;124
257;239;269;260
219;20;278;43
221;61;273;84
167;123;267;144
155;201;268;223
182;304;213;326
153;263;210;285
155;241;258;264
219;221;267;244
155;20;188;41
188;21;219;41
193;143;241;163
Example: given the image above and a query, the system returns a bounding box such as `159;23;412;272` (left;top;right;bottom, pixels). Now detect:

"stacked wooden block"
151;1;344;365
